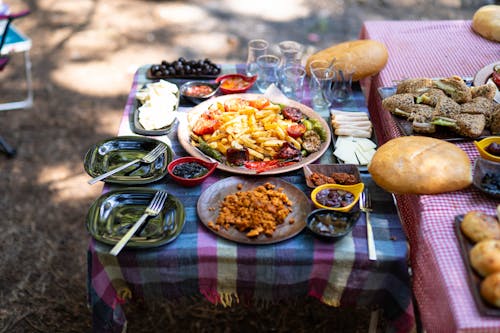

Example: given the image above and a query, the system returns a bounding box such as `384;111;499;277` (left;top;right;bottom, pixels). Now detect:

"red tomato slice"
286;123;307;138
492;71;500;87
243;160;295;173
248;97;270;109
192;118;221;135
224;98;250;112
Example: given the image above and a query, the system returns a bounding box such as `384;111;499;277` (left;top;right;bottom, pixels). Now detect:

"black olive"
161;60;168;66
486;142;500;156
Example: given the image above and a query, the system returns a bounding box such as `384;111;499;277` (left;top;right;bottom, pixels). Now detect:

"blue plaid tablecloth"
87;64;414;332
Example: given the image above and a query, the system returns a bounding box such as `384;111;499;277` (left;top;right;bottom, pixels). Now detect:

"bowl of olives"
310;182;364;213
474;136;500;163
148;57;222;79
306;209;361;240
167;157;218;187
472;157;500;199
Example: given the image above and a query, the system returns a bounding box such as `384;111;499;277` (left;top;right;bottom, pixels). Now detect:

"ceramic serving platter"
84;136;173;184
87;188;185;248
197;176;309;245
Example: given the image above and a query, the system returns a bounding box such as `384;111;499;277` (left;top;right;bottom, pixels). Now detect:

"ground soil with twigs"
0;0;490;332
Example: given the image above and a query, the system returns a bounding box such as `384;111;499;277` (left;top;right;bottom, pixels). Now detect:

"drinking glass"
246;39;269;77
278;41;303;86
309;59;335;111
256;54;280;93
280;64;306;101
331;63;355;104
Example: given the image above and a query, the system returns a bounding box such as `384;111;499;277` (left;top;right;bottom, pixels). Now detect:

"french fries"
191;97;306;161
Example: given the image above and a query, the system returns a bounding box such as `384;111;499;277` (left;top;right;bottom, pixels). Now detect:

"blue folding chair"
0;8;32;157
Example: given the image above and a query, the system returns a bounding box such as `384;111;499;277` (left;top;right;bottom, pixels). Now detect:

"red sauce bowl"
167;157;218;187
215;73;257;94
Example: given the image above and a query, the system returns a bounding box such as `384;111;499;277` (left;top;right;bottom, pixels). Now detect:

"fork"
360;189;377;261
88;144;167;185
110;190;168;256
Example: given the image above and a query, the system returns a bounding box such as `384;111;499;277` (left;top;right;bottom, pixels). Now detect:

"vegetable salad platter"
178;94;331;175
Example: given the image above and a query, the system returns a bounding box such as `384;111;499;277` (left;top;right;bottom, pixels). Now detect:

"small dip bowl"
306;208;361;240
215;73;257;94
474;136;500;163
311;182;364;212
167;157;217;187
179;81;219;104
472;157;500;199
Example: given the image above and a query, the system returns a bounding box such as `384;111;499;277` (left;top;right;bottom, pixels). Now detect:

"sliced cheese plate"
329;110;377;172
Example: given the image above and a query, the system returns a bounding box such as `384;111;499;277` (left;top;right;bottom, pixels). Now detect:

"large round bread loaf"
368;136;472;194
305;40;388;81
472;5;500;43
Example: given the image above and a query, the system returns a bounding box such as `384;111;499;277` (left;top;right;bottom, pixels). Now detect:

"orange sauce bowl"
215;73;257;94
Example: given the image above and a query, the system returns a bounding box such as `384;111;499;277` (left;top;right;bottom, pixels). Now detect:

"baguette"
306;40;388;81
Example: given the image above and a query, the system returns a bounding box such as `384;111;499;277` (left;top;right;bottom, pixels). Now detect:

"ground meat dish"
308;171;358;186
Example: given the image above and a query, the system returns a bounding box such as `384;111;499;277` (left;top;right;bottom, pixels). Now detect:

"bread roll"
481;272;500;308
305;40;388;81
472;5;500;43
470;240;500;277
368;136;472;194
461;211;500;243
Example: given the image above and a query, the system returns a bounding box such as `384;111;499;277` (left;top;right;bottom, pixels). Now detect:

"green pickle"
199;140;223;162
310;119;327;141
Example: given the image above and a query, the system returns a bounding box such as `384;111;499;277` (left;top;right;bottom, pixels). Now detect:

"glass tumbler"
256;54;280;93
280;64;306;101
309;59;335;111
246;39;269;77
278;41;303;85
331;63;355;104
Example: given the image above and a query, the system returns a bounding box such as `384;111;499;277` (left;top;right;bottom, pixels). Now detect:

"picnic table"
87;62;414;332
360;20;500;332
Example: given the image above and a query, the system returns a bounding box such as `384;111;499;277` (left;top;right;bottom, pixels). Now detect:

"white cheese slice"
354;149;369;165
356;137;377;150
334;138;359;164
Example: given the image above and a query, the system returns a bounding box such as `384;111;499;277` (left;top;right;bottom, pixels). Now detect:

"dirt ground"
0;0;491;332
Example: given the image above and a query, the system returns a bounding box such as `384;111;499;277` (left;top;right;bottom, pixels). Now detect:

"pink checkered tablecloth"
360;20;500;333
